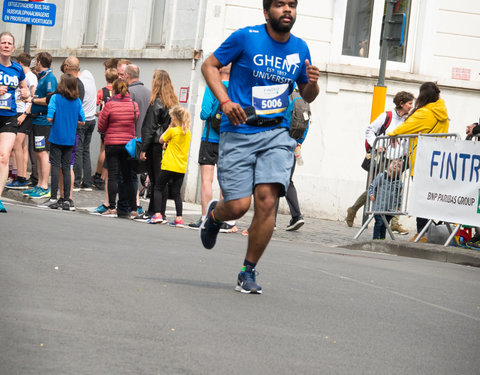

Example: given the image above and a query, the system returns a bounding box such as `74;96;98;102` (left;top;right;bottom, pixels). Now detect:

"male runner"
200;0;319;294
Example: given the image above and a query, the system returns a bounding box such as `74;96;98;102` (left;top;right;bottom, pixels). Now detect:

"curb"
341;241;480;268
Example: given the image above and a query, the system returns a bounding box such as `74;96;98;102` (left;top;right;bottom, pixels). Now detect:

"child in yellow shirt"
148;105;191;226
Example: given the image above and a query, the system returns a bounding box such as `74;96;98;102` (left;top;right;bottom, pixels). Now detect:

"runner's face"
0;35;15;58
265;0;297;33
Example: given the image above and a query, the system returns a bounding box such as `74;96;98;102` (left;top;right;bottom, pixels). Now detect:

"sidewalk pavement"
3;186;480;268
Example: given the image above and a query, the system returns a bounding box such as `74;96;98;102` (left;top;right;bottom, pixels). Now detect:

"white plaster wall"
193;0;480;222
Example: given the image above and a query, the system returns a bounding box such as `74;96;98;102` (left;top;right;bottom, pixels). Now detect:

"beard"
268;12;296;33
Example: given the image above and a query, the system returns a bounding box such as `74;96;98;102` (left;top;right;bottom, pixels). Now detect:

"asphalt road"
1;202;479;375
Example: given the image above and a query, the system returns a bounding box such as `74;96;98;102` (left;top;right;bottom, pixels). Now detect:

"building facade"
2;0;479;220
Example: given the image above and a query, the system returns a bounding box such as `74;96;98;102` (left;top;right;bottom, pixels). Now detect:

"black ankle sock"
243;259;256;269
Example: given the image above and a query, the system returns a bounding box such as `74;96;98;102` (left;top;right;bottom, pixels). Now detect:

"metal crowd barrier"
354;133;461;242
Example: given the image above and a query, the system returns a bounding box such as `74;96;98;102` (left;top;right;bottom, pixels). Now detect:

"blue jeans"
74;119;96;187
373;214;393;239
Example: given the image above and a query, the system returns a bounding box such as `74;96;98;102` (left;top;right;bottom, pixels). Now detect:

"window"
342;0;411;63
83;0;101;46
148;0;166;45
103;0;128;49
342;0;374;58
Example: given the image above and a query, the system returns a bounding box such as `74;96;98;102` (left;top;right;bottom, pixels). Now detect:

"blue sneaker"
6;178;29;190
199;200;222;249
23;186;38;196
0;200;6;213
29;187;51;199
235;266;262;294
89;204;108;215
137;206;144;215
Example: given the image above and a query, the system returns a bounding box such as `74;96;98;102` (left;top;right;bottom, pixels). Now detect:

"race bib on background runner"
252;83;289;115
35;136;46;150
0;93;13;110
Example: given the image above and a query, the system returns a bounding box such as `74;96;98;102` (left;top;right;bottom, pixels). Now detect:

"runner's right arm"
201;54;246;125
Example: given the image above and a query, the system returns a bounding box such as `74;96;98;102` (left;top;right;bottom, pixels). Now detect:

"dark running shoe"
188;217;203;230
134;213;152;222
235;266;262;294
199;200;222;249
62;199;71;211
286;216;305;231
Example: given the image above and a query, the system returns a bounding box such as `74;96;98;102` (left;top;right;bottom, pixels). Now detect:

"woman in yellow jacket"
388;82;449;242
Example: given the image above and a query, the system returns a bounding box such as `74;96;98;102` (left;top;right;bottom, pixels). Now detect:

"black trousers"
49;143;73;200
153;170;184;217
105;144;136;211
275;159;301;219
145;144;166;215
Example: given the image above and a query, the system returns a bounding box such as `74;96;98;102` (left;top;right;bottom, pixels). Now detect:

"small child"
148;105;191;227
369;159;403;240
45;74;85;210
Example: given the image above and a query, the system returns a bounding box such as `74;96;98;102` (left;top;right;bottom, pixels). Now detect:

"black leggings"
49;143;73;200
145;144;166;215
153;170;184;217
105;144;136;211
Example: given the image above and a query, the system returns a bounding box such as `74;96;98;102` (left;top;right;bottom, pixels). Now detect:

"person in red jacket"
97;79;138;218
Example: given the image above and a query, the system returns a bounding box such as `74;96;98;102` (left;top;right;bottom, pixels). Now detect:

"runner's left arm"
297;60;319;103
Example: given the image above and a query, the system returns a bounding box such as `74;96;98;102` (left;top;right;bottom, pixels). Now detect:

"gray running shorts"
217;127;296;202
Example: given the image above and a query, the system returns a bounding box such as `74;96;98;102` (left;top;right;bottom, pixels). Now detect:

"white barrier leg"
444;223;461;247
354;214;374;240
382;214;395;240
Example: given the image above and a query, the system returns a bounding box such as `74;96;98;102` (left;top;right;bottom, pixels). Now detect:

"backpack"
285;90;311;141
364;111;392;152
99;87;113;111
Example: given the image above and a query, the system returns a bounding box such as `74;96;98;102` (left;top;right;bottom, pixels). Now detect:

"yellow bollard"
370;86;387;123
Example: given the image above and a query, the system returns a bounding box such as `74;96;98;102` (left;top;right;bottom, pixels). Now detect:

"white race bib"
0;93;13;110
252;84;289;115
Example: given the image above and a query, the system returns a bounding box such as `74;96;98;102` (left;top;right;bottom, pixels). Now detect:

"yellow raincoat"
387;99;449;175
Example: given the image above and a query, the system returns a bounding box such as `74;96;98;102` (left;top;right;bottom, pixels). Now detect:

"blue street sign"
2;0;56;27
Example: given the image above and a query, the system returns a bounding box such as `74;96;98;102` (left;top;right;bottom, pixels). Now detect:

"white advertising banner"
410;137;480;226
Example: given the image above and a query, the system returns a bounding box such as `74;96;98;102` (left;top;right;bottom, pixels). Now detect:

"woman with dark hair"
346;90;415;231
388;81;450;242
44;74;85;210
135;69;179;222
97;79;139;218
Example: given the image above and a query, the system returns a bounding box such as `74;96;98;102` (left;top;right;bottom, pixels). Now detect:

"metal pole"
24;24;32;54
377;0;396;87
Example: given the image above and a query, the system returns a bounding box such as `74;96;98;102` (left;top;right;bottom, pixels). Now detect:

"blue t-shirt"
0;61;26;117
47;94;85;146
214;24;311;134
200;80;229;143
32;69;57;126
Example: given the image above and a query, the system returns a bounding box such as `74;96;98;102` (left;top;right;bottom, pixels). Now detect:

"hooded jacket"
387;99;449;174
